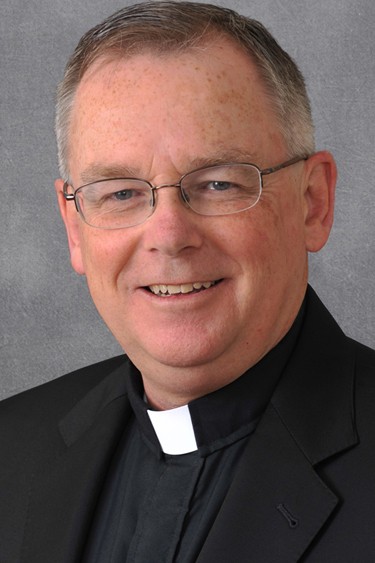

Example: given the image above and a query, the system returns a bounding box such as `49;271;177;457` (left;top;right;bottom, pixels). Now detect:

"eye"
208;181;233;191
106;188;148;203
94;187;148;208
112;189;134;200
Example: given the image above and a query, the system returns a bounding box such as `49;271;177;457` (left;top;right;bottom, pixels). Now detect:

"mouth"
146;280;220;296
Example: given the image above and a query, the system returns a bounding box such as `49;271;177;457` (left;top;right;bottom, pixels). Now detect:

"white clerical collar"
147;404;198;455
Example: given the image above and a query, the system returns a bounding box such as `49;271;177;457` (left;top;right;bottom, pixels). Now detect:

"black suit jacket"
1;287;375;562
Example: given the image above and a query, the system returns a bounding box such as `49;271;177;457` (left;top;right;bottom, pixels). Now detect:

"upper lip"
141;278;221;287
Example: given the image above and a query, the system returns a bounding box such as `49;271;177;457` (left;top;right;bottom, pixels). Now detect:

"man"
1;1;374;561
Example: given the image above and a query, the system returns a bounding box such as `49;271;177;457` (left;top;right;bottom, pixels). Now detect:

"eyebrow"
188;149;260;170
79;149;260;185
80;164;141;185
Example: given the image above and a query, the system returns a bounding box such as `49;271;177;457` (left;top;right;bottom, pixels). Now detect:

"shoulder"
0;354;127;429
0;354;129;479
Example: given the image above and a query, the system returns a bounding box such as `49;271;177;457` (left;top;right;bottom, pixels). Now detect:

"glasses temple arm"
261;155;309;176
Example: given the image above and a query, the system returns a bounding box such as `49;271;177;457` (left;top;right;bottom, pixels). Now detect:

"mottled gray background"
1;0;374;399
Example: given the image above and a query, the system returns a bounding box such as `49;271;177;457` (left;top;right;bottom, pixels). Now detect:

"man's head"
55;1;336;409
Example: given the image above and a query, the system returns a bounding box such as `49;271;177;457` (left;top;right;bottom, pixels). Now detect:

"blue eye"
113;190;133;200
210;181;232;191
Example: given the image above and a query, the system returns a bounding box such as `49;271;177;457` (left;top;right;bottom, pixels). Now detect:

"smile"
147;280;218;296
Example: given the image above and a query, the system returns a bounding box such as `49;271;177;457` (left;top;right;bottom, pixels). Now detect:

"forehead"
68;39;286;181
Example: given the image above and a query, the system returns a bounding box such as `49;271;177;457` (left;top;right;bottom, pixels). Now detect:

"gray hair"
55;1;315;181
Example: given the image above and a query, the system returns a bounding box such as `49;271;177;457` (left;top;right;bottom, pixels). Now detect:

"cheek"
237;202;305;279
80;231;132;291
233;206;281;255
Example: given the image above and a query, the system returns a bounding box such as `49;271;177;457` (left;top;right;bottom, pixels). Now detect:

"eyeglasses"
63;155;307;230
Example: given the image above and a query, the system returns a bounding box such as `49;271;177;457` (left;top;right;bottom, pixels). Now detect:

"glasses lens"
180;164;261;216
76;179;153;229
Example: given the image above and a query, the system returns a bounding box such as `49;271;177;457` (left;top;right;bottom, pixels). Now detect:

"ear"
55;178;86;275
302;151;337;252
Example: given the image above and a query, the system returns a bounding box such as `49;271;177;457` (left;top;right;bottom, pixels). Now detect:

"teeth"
181;284;194;294
168;285;181;295
148;281;216;296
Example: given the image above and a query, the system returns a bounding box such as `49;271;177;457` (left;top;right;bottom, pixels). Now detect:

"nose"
142;185;203;256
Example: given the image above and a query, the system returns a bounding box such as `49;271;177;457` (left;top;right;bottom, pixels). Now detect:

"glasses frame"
63;155;308;229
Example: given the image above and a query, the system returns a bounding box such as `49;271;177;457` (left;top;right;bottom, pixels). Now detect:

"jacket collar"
58;360;129;447
271;285;357;465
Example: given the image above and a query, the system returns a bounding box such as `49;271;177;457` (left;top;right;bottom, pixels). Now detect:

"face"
57;38;335;409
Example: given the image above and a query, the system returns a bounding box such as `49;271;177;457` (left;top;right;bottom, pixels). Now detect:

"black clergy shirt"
83;304;304;563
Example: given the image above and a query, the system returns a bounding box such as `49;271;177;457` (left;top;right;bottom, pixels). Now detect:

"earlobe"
303;151;337;252
55;179;86;275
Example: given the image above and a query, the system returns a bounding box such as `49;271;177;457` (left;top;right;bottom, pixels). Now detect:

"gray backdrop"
1;0;374;400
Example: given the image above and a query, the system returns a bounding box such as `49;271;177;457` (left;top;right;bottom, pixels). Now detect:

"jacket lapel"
21;364;132;563
197;403;339;562
198;288;358;562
